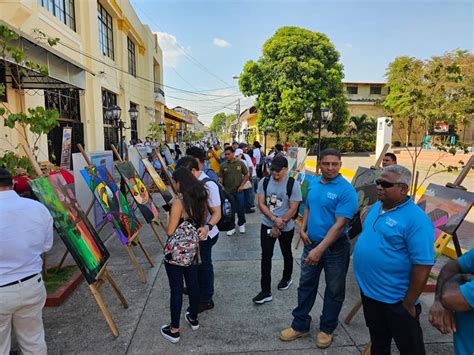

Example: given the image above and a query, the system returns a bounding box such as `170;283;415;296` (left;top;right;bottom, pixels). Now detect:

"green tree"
209;112;235;133
347;115;377;137
239;26;348;138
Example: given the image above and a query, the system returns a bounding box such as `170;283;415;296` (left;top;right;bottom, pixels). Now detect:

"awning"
0;22;88;90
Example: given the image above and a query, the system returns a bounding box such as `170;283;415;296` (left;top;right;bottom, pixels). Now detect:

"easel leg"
89;283;119;337
150;222;165;249
451;232;463;257
125;244;147;283
55;250;69;272
136;237;155;267
344;299;362;324
105;270;129;308
295;236;302;250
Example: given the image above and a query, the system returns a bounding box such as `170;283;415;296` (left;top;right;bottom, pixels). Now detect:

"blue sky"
131;0;473;124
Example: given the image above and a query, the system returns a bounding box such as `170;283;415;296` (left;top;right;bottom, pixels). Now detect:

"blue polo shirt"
353;198;435;304
455;248;474;355
306;174;357;242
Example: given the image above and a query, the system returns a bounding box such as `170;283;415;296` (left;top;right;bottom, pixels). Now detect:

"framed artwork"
116;161;160;223
155;151;176;194
81;165;142;244
141;158;175;204
417;183;474;238
29;174;109;284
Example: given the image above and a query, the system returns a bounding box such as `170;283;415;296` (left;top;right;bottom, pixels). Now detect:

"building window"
370;86;382;95
347;86;358;95
38;0;76;31
128;37;136;77
102;89;118;150
0;62;7;102
45;89;81;121
97;2;114;60
130;102;138;142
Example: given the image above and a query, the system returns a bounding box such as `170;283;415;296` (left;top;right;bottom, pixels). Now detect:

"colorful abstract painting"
155;152;176;194
141;158;175;204
81;165;141;244
29;174;109;284
116;161;160;223
417;183;474;239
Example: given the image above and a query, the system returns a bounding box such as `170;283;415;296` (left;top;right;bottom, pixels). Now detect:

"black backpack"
202;178;236;231
263;176;299;219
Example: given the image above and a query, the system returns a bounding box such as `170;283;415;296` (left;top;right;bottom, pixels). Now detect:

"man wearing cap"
253;156;302;304
280;149;358;349
0;168;54;355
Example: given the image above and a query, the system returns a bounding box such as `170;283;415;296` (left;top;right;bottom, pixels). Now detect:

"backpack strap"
286;177;295;200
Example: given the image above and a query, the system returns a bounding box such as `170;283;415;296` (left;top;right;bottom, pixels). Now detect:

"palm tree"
348;115;377;136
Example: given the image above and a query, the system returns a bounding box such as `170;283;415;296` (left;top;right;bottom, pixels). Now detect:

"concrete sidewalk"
40;207;456;354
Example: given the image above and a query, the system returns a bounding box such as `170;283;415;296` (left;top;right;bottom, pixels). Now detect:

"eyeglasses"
375;179;405;188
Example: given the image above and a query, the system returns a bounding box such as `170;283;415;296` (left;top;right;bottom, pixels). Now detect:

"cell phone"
267;228;272;236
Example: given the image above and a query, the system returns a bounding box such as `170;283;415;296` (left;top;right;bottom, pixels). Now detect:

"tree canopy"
209;112;235;133
239;26;348;135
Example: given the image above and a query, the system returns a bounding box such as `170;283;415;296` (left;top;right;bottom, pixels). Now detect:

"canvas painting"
155;151;175;193
162;146;175;172
81;165;142;244
116;161;160;223
29;174;109;284
351;166;382;189
90;151;114;228
417;183;474;238
141;158;175;204
297;172;317;217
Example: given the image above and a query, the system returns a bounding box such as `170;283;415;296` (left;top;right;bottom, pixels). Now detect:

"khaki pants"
0;275;47;355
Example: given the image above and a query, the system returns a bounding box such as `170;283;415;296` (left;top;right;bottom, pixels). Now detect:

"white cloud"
213;38;231;48
156;32;189;68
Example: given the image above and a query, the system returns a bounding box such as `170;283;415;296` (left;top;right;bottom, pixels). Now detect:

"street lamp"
305;106;333;173
242;128;248;143
106;105;126;159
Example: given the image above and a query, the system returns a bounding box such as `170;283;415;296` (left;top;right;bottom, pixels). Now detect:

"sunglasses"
375;179;405;188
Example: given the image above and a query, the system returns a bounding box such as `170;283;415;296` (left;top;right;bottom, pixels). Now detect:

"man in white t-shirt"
176;152;221;313
235;148;256;213
253;141;262;179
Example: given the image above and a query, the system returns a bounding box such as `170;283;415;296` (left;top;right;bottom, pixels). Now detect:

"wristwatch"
206;223;214;229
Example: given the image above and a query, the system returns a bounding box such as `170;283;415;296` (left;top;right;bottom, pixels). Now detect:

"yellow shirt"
209;149;223;172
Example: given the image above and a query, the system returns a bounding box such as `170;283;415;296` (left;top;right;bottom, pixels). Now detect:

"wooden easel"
22;145;128;337
111;144;166;249
78;144;154;283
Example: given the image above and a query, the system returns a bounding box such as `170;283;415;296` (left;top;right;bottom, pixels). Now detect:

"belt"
0;273;40;288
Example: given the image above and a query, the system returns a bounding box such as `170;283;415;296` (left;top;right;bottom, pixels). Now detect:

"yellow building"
344;82;387;118
0;0;165;165
164;107;189;143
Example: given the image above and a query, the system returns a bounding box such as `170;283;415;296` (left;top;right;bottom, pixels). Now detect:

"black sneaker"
277;279;293;290
253;291;272;304
185;312;200;330
198;300;215;313
160;324;180;343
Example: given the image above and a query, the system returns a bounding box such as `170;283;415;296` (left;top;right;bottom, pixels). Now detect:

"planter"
45;265;84;307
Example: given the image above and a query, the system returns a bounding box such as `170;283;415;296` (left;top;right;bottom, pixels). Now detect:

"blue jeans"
198;235;219;303
244;187;255;211
164;262;199;328
291;237;350;334
231;191;246;226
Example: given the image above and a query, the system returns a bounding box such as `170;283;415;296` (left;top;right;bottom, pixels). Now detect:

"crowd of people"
0;138;473;354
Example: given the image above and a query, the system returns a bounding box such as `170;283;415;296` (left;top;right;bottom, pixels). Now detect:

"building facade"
0;0;164;165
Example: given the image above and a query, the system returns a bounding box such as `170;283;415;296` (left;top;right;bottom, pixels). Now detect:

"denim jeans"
253;176;259;192
198;235;219;303
164;262;199;328
231;191;246;226
244;187;255;211
260;224;294;293
291;237;350;334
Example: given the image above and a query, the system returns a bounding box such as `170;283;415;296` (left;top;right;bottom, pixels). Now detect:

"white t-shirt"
198;171;220;239
242;153;256;178
253;148;261;165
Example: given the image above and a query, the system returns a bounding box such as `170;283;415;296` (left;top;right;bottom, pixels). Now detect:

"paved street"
38;179;464;354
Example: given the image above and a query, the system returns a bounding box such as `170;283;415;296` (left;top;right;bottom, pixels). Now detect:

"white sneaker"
226;228;236;236
239;224;246;233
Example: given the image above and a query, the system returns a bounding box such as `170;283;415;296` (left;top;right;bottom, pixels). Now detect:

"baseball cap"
234;148;244;156
0;168;13;185
270;156;288;171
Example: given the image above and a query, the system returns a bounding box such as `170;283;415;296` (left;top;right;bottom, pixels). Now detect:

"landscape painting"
116;161;160;223
417;183;474;238
29;174;109;284
81;165;142;244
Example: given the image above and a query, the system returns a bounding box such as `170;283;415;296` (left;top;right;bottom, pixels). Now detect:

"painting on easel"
29;174;109;284
116;161;160;223
81;165;142;244
351;167;382;189
141;158;175;204
417;183;474;238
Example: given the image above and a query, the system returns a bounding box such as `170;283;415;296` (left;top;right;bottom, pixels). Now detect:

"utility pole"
236;98;240;141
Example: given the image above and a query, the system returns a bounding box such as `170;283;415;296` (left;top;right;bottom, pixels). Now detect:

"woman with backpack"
161;167;208;343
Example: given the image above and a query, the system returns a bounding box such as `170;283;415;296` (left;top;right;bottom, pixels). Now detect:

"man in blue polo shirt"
280;149;357;349
429;248;474;354
353;164;434;355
